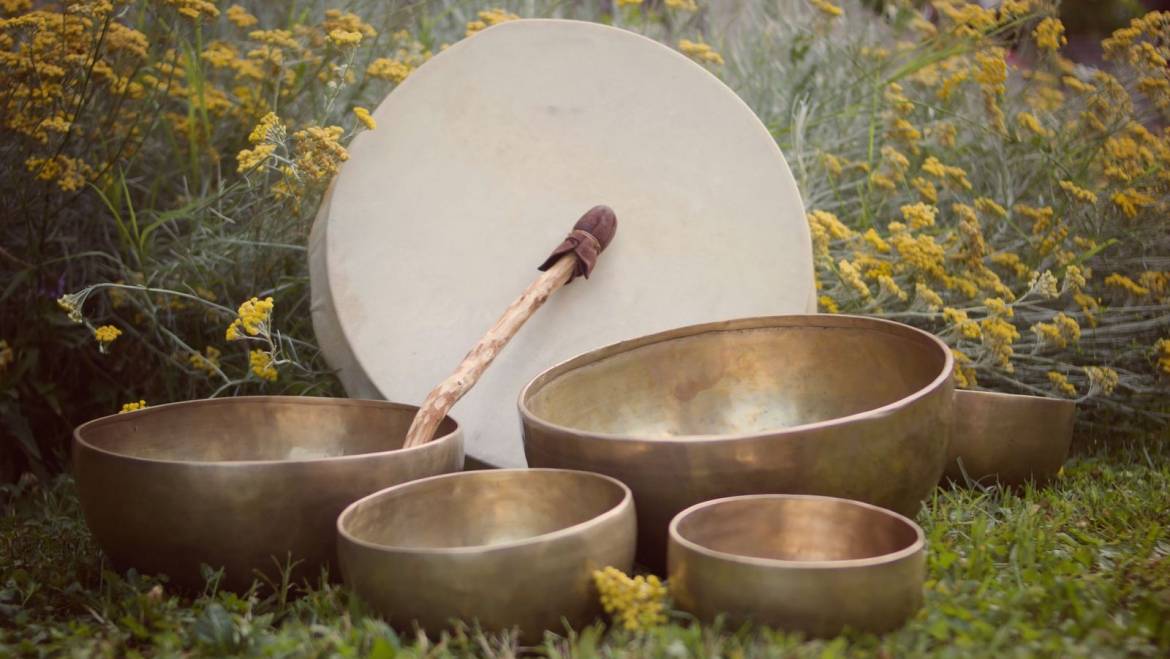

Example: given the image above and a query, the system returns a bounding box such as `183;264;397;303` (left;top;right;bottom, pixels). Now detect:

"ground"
2;442;1168;657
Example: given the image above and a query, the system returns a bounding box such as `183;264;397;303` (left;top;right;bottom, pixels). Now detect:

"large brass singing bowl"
337;468;635;642
668;494;925;636
520;315;953;570
73;397;464;591
944;389;1076;487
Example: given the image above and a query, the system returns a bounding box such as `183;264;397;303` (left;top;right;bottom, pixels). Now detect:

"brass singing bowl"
520;315;952;570
944;389;1076;487
668;494;925;635
73;396;464;591
337;468;635;643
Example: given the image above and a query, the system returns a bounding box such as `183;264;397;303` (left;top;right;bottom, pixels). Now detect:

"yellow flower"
911;177;938;204
119;400;148;414
368;58;413;83
0;340;13;371
247;112;285;145
869;171;897;191
1104;273;1149;297
1111;188;1155;219
837;259;871;298
293;125;348;183
1062;265;1087;293
944;307;981;340
980;316;1020;371
1033;17;1067;52
862;228;890;254
1031;312;1080;349
353;106;376;131
249;350;278;382
878;275;908;301
1016;111;1053;138
328;29;363;47
466;8;519;37
236;143;275;173
617;0;644;5
165;0;219;22
93;324;122;345
1058;180;1097;205
809;0;843;18
1047;371;1077;397
818;295;839;313
1029;271;1060;299
1083;366;1119;395
953;349;977;389
1140;271;1169;300
189;346;222;375
983;297;1012;318
664;0;699;10
900;202;937;230
225;4;257;28
678;39;724;66
593;567;668;631
915;283;944;311
1154;339;1170;376
975;197;1008;218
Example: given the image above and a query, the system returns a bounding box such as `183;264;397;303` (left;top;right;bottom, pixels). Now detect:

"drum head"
311;19;815;466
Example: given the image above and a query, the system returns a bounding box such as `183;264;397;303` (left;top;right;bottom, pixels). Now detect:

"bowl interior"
341;470;626;549
675;496;920;562
78;398;456;462
525;319;945;437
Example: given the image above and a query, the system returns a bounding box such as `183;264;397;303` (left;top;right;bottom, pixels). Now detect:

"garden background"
1;0;1168;655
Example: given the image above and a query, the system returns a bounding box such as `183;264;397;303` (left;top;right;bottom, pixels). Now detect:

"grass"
2;442;1168;657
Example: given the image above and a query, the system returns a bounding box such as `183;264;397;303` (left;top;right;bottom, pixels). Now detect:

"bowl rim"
336;467;633;555
518;314;954;443
72;395;462;467
953;387;1078;411
669;493;925;569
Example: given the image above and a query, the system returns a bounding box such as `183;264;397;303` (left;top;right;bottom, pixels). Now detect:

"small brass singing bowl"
668;494;925;636
520;315;952;570
944;389;1076;487
336;468;635;643
73;396;464;591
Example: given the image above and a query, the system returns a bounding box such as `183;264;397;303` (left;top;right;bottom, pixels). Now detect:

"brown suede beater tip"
538;205;618;281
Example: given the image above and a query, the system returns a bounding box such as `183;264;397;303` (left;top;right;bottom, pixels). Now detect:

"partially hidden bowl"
668;494;925;636
944;389;1076;487
336;468;635;643
520;315;952;570
73;396;464;591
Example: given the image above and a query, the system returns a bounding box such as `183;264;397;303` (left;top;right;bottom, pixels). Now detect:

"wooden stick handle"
400;255;576;448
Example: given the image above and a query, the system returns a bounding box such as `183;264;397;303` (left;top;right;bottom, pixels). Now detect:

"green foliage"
3;444;1168;656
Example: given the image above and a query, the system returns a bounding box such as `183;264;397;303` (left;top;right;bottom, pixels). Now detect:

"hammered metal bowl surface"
944;389;1076;487
337;468;635;643
668;494;925;636
520;315;953;570
73;396;464;590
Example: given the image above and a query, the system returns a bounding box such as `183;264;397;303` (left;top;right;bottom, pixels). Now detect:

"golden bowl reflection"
337;468;635;643
73;396;464;590
520;315;953;570
668;494;925;636
944;389;1076;487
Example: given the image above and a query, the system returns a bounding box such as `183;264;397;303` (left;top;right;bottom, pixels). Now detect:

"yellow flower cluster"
1033;18;1067;53
1105;273;1150;297
665;0;699;11
944;307;981;340
1047;371;1077;397
93;325;122;345
980;316;1020;371
368;58;413;83
1155;339;1170;376
678;39;724;66
226;297;274;341
593;567;668;632
1084;366;1120;395
119;400;148;414
353;106;376;131
225;5;257;28
809;0;843;18
953;349;977;389
466;8;519;37
1031;313;1081;349
838;259;871;298
901;203;937;230
189;346;222;376
1059;180;1097;205
165;0;218;22
249;350;278;382
293;125;348;183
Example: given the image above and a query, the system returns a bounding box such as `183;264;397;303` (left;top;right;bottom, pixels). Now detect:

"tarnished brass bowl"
73;396;463;591
520;315;952;570
668;494;925;636
337;469;635;642
944;389;1076;487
